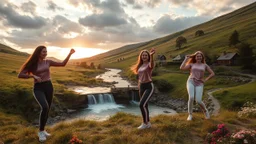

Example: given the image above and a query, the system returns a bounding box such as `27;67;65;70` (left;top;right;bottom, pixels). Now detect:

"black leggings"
139;82;154;123
33;81;53;131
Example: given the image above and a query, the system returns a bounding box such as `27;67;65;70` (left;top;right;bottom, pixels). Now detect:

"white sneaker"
43;130;51;137
204;110;210;119
38;131;47;142
137;123;148;130
187;114;193;121
147;122;151;128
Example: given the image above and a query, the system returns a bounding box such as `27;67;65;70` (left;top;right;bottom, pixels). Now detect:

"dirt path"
207;88;222;116
207;70;256;116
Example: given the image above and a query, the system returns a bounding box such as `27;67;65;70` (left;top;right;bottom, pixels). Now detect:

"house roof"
172;54;185;61
217;53;237;60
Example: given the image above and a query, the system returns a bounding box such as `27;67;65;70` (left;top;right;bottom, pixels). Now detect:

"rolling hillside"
77;2;256;68
0;43;28;56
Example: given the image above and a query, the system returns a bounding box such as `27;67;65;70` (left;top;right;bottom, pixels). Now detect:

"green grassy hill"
0;43;28;56
80;2;256;69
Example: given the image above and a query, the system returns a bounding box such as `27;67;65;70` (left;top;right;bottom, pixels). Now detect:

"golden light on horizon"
20;46;108;60
71;47;108;59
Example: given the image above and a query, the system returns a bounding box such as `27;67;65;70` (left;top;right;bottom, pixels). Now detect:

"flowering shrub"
69;135;83;144
205;124;230;144
231;129;256;144
238;102;256;118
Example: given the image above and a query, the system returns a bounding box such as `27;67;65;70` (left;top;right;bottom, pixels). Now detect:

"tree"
237;43;255;69
90;62;95;69
80;61;88;68
229;30;240;47
176;36;187;49
195;30;204;37
97;64;102;69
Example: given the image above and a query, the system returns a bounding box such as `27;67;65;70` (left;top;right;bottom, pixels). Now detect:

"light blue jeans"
186;79;207;114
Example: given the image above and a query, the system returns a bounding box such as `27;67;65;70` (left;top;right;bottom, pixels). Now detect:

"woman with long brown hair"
18;46;75;142
131;48;155;130
180;51;215;121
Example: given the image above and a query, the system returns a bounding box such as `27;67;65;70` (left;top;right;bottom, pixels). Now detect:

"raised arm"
50;49;75;67
149;48;155;69
204;64;215;82
180;55;191;70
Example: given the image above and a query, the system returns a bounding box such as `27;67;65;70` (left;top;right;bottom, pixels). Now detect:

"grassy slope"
0;43;28;56
213;81;256;110
1;112;255;144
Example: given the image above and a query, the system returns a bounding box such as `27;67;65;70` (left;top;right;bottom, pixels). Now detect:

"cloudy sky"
0;0;255;59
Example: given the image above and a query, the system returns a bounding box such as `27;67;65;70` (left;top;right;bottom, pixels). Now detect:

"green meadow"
1;2;256;144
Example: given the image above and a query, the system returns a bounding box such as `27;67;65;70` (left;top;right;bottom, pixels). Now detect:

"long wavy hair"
131;50;150;74
186;51;206;65
19;45;46;74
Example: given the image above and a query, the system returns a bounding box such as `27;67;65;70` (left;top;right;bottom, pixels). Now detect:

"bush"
205;124;231;143
153;79;174;92
237;102;256;118
231;129;256;144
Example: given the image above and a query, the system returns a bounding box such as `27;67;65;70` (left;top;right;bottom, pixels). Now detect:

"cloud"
53;15;83;33
79;13;127;28
47;1;64;11
67;0;81;7
126;0;135;5
145;0;162;8
20;1;37;14
153;14;211;34
0;1;47;29
133;4;143;9
125;0;143;9
168;0;256;16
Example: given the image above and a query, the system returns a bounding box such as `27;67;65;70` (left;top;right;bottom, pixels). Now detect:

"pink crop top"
138;63;153;83
18;59;65;83
188;63;209;86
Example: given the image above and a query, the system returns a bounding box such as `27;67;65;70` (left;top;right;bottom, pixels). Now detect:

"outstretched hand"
70;48;75;55
185;55;191;59
150;48;156;55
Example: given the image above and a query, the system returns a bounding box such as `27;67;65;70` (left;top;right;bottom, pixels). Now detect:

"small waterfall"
98;94;104;104
130;90;140;105
88;94;97;104
103;94;115;103
87;93;116;105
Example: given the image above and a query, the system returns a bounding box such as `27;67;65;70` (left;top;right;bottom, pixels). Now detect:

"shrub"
153;79;174;92
205;124;230;144
69;135;83;144
237;102;256;118
231;129;256;144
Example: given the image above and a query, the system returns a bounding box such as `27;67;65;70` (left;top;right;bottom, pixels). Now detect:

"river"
68;68;176;121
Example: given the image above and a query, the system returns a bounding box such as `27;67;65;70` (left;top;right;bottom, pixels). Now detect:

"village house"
157;54;167;66
216;51;239;66
172;54;185;63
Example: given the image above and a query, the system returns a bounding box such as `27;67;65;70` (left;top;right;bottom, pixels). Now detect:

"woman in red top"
180;51;215;121
18;45;75;142
131;48;155;130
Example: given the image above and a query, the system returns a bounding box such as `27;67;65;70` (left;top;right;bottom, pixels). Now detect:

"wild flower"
205;124;230;144
231;129;256;144
69;135;83;144
238;102;256;118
